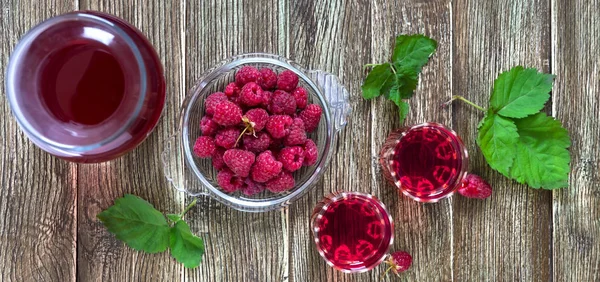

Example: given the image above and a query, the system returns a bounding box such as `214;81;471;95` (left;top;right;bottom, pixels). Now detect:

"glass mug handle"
161;133;210;197
308;70;352;133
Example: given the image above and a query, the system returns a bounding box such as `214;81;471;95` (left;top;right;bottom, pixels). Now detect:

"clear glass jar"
6;11;166;162
162;53;351;212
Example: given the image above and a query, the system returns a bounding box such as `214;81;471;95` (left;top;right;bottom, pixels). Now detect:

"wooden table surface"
1;0;599;281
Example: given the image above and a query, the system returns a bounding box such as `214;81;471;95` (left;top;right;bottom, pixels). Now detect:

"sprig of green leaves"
97;194;205;268
361;34;437;123
457;66;571;189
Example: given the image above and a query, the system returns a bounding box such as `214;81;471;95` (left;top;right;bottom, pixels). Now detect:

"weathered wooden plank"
287;0;375;281
452;0;552;280
76;1;185;281
371;1;454;281
552;0;600;280
0;1;77;281
183;1;290;281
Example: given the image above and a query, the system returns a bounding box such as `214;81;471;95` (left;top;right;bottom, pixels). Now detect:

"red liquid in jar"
7;11;166;162
313;194;393;272
391;125;463;199
40;42;125;125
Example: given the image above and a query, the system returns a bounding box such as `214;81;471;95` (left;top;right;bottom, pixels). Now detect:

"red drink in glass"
6;11;166;162
380;123;468;202
311;192;394;273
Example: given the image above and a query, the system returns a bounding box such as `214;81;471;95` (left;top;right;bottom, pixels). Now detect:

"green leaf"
392;34;437;72
380;71;397;96
170;220;205;268
508;112;571;189
393;67;419;99
97;194;170;253
476;111;519;175
167;214;182;222
398;101;410;124
361;63;394;99
490;66;554;118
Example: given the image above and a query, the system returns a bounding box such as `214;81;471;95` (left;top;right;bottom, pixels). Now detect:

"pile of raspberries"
193;66;322;195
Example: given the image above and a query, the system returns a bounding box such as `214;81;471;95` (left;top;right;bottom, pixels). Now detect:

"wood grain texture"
76;1;185;281
452;0;552;280
552;0;600;281
370;0;454;281
1;0;600;281
0;1;77;281
288;0;376;281
183;1;290;281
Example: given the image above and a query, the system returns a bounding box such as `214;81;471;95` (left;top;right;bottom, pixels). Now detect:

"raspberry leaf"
490;66;554;118
361;63;393;99
97;194;170;253
167;214;182;222
392;34;437;72
509;112;571;189
477;111;519;175
398;101;410;125
170;220;205;268
393;68;419;99
361;34;436;123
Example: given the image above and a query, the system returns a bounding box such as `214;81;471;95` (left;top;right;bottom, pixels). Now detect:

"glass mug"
379;123;469;202
311;192;394;273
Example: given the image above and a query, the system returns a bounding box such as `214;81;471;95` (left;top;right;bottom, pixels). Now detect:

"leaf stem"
443;95;486;112
363;63;380;70
180;198;197;219
389;64;397;75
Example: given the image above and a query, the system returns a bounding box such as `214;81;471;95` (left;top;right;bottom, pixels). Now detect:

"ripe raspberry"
384;251;412;276
200;116;219;136
292;87;308;109
244;108;269;132
241;178;265;196
193;136;216;158
251;150;283;183
269;90;297;115
299;104;322;132
265;171;295;192
243;132;272;153
212;100;242;126
284;118;307;146
215;127;241;149
225;82;240;97
216;168;243;193
266;115;293;139
302;139;318;166
278;146;305;172
211;148;226;170
240;82;264;106
235;66;260;86
262;91;273;107
205;92;228;116
258;68;277;90
223;149;256;177
277;70;299;92
458;174;492;199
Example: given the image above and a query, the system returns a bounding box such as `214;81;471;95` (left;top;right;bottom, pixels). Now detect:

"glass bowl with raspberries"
162;53;351;212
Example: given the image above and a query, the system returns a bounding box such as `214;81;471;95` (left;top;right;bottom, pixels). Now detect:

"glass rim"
311;191;395;273
388;122;469;203
5;12;148;152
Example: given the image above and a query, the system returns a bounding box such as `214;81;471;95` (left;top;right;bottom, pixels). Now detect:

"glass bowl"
162;53;351;212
